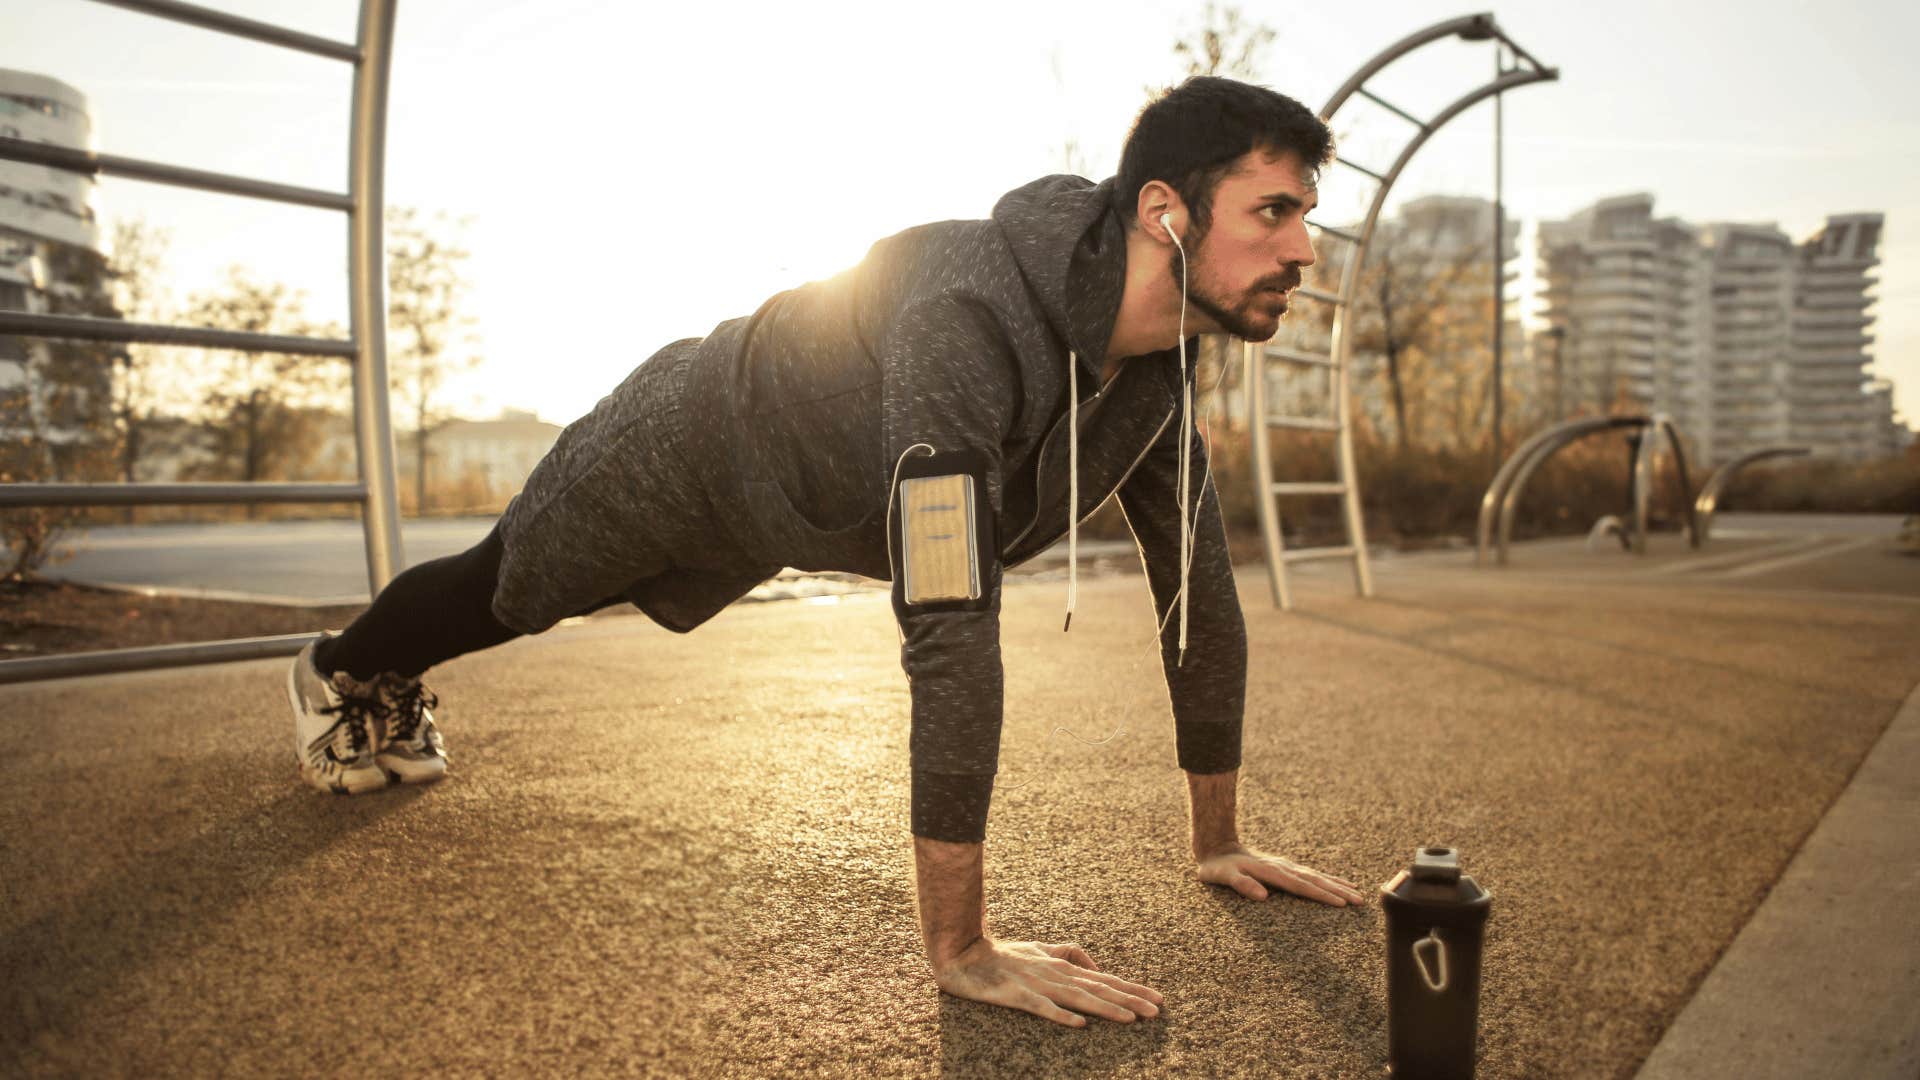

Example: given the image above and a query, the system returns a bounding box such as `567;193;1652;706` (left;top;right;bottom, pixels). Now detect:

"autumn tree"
103;217;178;497
386;206;480;514
182;268;343;516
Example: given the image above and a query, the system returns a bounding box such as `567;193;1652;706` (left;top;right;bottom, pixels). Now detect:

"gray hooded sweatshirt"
494;175;1246;843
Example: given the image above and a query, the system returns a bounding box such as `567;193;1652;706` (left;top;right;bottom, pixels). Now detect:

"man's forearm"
1187;768;1241;860
913;836;986;970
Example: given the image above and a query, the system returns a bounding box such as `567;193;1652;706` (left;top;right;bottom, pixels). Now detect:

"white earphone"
1159;211;1184;253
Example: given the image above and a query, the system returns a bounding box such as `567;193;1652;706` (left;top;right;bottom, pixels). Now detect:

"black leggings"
313;524;621;680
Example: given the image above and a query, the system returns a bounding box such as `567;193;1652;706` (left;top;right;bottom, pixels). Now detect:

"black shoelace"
317;693;378;756
382;678;439;744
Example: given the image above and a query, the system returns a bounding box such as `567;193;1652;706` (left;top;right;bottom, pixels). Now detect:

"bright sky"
5;0;1916;428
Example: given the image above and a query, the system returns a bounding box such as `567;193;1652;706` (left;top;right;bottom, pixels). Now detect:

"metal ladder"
0;0;405;683
1243;13;1558;610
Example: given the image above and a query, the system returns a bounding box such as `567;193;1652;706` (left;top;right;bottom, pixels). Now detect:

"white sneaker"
370;672;448;785
287;636;389;795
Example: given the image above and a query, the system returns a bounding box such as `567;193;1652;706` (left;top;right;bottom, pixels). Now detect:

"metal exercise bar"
1244;13;1558;611
1494;416;1651;564
347;0;406;591
1478;415;1646;563
1630;415;1698;554
85;0;362;62
1333;157;1388;185
0;310;356;357
0;136;353;212
1353;87;1432;132
0;634;322;687
0;0;405;686
1695;446;1812;544
0;483;365;508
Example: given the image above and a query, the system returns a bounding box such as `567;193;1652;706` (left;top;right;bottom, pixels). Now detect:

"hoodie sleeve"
881;297;1019;843
1116;411;1247;775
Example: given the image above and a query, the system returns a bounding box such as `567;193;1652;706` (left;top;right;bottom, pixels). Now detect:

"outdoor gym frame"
0;0;403;684
1243;13;1558;610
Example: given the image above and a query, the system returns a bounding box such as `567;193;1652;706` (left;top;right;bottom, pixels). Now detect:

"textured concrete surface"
1633;677;1920;1079
3;550;1918;1077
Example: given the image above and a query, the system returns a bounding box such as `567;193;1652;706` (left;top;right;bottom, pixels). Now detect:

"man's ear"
1136;180;1185;246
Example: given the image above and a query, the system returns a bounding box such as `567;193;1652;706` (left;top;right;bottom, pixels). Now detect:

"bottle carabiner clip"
1413;928;1450;993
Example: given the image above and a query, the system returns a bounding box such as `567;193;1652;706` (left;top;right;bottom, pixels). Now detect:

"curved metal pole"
1322;66;1562;592
1320;13;1500;117
1695;446;1812;543
1629;413;1666;554
1496;416;1650;563
348;0;405;594
1662;417;1698;548
1243;340;1289;608
1630;416;1701;554
1476;414;1647;563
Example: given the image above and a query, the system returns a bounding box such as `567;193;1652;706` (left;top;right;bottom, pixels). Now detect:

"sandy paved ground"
3;549;1917;1077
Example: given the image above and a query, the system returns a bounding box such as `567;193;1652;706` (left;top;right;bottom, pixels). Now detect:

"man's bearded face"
1166;148;1319;343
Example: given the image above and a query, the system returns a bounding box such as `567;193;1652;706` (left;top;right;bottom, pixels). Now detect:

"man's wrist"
1186;768;1241;860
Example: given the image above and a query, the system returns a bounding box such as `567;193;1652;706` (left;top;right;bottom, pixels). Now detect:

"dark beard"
1168;247;1302;342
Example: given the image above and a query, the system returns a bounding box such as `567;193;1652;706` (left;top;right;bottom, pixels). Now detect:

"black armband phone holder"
889;446;997;620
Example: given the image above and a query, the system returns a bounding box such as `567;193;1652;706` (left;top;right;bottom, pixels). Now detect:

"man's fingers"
1246;864;1348;906
1043;942;1100;971
1054;982;1140;1023
1067;975;1160;1019
1018;990;1086;1028
1231;871;1270;900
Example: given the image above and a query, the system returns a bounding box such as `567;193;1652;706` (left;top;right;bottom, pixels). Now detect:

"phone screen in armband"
899;473;980;604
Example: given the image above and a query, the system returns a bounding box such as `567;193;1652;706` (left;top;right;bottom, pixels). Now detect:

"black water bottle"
1381;846;1493;1079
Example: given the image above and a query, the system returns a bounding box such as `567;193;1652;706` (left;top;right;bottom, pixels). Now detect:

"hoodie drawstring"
1065;236;1197;669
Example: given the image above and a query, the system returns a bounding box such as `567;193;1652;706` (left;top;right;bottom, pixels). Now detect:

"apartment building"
1539;195;1903;464
0;68;111;472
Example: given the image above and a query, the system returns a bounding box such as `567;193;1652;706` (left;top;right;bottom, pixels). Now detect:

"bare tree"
104;218;175;498
1315;217;1488;454
183;268;341;517
386;207;479;514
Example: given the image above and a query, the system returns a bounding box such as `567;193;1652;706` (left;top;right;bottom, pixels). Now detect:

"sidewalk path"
3;559;1917;1077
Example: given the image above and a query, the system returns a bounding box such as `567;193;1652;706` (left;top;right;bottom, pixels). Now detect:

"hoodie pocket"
742;480;881;574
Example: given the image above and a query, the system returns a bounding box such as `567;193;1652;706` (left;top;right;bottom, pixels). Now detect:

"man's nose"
1284;220;1316;268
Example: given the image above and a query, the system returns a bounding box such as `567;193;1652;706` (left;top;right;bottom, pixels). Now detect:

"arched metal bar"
1246;14;1557;609
1495;416;1650;564
1695;446;1812;543
0;0;402;684
1477;415;1646;563
1630;415;1699;553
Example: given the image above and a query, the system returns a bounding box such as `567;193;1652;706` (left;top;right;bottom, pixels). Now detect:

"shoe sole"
378;756;448;785
287;651;387;796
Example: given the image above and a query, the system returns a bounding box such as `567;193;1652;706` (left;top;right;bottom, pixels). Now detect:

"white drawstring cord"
1064;351;1078;632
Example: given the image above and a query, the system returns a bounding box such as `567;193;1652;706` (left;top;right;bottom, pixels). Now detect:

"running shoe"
371;671;448;785
287;636;388;795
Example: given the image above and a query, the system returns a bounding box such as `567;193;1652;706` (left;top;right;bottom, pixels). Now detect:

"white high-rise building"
1791;213;1890;460
0;68;109;472
1539;195;1903;464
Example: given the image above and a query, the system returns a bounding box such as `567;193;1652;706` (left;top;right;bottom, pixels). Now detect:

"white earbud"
1159;212;1184;253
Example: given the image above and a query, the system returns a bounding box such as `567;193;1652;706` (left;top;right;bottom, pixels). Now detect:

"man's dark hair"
1115;76;1334;244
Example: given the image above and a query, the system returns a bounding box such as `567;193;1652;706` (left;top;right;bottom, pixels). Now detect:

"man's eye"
1259;204;1284;220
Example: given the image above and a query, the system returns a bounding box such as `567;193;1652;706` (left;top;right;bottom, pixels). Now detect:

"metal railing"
0;0;404;685
1243;12;1559;609
1694;446;1811;543
1475;414;1702;564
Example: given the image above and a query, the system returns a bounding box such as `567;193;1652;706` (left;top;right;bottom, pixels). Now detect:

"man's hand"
931;936;1164;1028
1194;842;1368;907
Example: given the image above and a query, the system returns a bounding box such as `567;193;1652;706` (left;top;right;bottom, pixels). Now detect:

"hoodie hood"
990;174;1127;383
